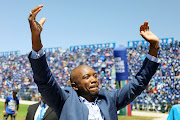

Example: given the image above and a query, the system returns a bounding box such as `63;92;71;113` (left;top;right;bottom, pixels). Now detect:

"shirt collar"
79;96;98;105
40;101;48;108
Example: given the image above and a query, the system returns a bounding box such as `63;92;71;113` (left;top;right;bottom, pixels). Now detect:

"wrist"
150;42;159;49
149;44;160;50
148;46;159;57
32;45;43;52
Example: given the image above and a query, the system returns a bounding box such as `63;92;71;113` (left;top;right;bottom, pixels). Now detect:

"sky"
0;0;180;54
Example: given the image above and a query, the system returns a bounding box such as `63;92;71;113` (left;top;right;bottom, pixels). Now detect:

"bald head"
70;65;92;83
69;64;99;102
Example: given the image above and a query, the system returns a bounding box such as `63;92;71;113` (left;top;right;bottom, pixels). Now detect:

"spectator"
167;100;180;120
26;95;58;120
3;88;19;120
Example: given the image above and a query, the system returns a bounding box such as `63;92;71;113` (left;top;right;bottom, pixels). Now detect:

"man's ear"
67;80;71;86
71;82;78;91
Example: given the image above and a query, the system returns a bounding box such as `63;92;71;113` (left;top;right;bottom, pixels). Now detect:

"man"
28;5;160;120
3;88;19;120
26;95;58;120
167;100;180;120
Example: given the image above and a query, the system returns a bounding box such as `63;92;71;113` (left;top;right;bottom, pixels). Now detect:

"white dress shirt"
34;101;49;120
79;96;104;120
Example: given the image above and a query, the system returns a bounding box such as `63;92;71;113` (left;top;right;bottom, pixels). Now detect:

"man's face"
75;65;99;98
13;92;17;98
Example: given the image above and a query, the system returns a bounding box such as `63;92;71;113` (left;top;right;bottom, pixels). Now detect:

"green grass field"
0;102;156;120
0;102;28;120
118;116;156;120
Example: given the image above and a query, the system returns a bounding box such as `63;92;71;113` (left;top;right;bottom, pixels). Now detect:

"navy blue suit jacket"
29;53;159;120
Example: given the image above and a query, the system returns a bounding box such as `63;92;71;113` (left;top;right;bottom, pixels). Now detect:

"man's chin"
90;88;99;96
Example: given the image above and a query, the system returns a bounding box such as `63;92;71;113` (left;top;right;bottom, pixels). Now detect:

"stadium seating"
0;40;179;113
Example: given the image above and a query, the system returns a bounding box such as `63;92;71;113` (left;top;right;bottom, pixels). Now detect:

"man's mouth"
90;85;99;89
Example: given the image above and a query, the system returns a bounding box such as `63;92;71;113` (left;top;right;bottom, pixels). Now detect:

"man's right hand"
28;5;46;52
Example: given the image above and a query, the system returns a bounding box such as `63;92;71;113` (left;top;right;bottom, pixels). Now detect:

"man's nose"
90;76;98;83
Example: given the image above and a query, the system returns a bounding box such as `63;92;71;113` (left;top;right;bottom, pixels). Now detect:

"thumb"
39;17;46;27
140;31;145;37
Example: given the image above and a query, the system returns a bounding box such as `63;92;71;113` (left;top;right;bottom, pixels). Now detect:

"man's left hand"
140;21;159;46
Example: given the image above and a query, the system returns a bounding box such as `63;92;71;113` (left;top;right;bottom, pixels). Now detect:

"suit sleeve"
111;58;159;110
28;52;69;117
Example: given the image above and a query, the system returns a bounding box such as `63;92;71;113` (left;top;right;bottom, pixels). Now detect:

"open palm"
28;5;46;35
140;21;159;45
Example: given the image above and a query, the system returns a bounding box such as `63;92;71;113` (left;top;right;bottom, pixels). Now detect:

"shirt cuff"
147;54;160;63
31;48;45;59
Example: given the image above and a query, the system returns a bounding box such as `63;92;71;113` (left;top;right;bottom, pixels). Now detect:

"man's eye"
94;74;97;78
83;75;89;79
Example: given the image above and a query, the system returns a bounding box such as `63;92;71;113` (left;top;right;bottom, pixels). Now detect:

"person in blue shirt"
3;88;19;120
167;101;180;120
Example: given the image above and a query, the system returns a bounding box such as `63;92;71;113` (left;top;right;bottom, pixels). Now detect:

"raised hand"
28;5;46;52
140;21;159;57
140;21;159;47
28;5;46;35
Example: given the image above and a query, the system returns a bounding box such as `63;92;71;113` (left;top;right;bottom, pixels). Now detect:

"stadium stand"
130;40;180;112
0;44;116;101
0;40;179;113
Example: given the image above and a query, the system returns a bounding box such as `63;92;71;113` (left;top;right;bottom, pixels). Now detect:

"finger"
39;17;46;26
147;26;150;31
28;8;41;22
140;24;145;32
144;21;148;26
28;5;43;21
144;25;149;31
31;8;42;20
31;5;43;13
144;21;149;31
140;31;145;36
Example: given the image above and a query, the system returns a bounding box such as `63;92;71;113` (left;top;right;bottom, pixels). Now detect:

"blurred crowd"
0;41;179;112
129;40;180;112
0;46;116;101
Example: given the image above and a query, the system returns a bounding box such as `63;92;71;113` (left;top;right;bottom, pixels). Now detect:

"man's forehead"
77;65;94;72
70;65;97;82
73;65;95;75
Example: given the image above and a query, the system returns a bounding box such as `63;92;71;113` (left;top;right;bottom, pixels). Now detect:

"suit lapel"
81;101;89;120
33;103;41;118
78;97;89;120
42;107;52;120
97;90;109;120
